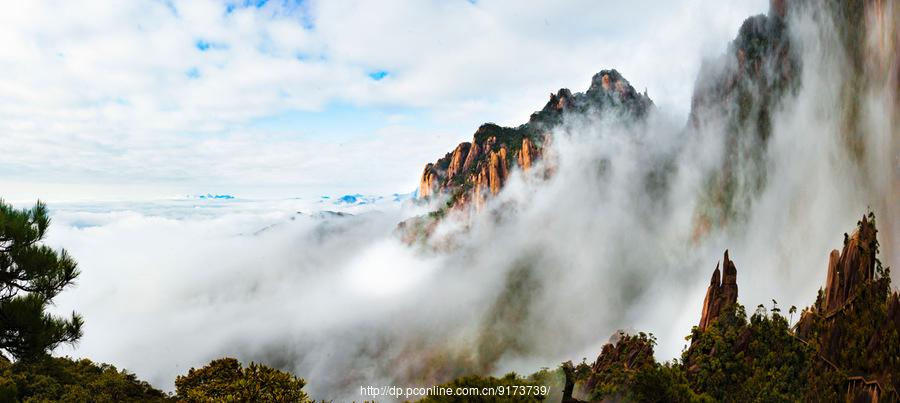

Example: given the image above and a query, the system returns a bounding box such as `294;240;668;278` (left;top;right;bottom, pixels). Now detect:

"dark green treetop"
0;200;83;361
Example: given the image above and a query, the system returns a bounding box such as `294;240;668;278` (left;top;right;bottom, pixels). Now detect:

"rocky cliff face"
568;214;899;401
697;251;739;332
691;0;900;249
416;69;653;213
400;70;653;243
793;214;900;398
822;215;878;312
694;214;899;400
689;0;797;236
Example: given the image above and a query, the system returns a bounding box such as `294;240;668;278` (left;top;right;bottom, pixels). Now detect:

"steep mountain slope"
688;2;797;234
689;0;900;250
404;0;899;400
406;0;899;251
400;70;652;243
417;69;652;211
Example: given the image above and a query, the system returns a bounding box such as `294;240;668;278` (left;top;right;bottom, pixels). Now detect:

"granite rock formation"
822;215;878;312
698;250;739;331
798;214;899;400
416;70;653;213
569;214;898;401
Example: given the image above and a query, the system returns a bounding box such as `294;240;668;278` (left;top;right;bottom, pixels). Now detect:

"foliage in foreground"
0;200;83;362
0;355;168;402
175;357;311;403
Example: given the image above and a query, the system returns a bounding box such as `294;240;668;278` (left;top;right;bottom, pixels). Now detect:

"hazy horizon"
1;0;768;202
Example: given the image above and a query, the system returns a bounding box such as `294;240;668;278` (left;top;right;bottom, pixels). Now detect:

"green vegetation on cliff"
175;357;311;403
562;213;899;402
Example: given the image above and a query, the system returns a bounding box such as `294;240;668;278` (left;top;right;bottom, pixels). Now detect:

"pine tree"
0;200;82;361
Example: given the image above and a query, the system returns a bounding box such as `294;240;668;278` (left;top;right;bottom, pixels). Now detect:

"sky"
0;0;768;202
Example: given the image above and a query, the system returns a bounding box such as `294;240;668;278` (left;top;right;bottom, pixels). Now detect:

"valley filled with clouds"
2;1;898;401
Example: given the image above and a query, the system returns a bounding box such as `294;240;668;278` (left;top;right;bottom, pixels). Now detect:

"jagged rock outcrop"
689;0;795;135
698;250;739;331
685;214;899;400
400;70;654;243
517;137;537;172
419;164;439;199
822;215;878;312
568;215;898;401
416;70;653;214
793;214;900;399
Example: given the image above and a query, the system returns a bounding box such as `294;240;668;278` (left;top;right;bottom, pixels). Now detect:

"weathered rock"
517;137;537;172
419;163;439;199
462;141;480;174
888;293;900;330
698;250;739;331
402;70;654;245
415;69;653;216
446;142;471;182
488;146;507;195
823;215;878;312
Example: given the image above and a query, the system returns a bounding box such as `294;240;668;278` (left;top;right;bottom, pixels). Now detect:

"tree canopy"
0;200;82;361
175;357;311;403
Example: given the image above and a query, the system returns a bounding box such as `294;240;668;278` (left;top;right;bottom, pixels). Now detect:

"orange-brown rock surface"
823;215;878;311
517;137;538;172
698;250;739;331
402;71;654;244
446;142;471;183
415;70;653;216
418;164;439;199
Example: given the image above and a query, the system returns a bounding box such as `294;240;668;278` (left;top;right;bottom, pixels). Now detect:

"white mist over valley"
3;1;896;401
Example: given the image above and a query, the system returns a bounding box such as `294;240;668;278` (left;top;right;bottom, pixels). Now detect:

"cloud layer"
0;0;766;200
16;1;899;402
41;6;897;400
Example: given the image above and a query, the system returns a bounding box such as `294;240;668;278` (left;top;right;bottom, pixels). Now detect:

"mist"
43;3;897;401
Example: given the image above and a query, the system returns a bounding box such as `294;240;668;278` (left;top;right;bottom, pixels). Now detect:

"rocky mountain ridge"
405;0;899;399
417;69;653;213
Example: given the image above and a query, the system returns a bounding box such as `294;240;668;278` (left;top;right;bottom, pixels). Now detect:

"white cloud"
0;0;767;200
33;4;899;401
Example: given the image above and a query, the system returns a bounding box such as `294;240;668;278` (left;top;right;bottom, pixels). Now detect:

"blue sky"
0;0;767;202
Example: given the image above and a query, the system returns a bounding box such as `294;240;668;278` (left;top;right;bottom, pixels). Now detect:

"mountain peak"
413;68;651;214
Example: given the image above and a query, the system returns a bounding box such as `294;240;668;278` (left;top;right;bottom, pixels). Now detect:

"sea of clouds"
35;3;898;401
